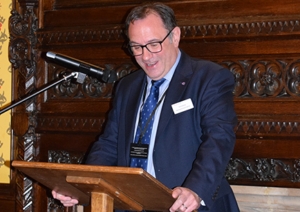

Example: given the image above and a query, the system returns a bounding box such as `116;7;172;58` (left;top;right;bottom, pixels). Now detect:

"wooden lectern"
12;161;174;212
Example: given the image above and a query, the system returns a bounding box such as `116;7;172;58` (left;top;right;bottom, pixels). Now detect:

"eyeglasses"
128;28;174;56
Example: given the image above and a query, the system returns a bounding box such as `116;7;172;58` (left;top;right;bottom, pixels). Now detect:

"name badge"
171;98;194;114
130;143;149;158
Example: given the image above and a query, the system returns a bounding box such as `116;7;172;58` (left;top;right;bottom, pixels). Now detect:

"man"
53;2;239;212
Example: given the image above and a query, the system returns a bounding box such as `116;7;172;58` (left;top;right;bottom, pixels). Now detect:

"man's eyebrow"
128;41;140;45
129;38;161;45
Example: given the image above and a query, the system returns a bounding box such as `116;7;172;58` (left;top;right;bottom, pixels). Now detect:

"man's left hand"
169;187;201;212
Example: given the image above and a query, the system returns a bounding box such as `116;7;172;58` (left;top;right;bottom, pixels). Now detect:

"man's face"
128;13;181;80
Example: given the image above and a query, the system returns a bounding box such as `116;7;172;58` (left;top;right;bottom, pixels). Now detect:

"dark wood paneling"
0;199;15;211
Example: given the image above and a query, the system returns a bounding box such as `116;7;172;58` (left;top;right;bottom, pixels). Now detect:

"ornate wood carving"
37;27;125;47
236;120;300;135
9;1;38;211
48;65;113;99
226;158;300;186
36;19;300;47
36;116;105;133
48;150;85;164
44;63;135;100
220;59;300;97
180;20;300;40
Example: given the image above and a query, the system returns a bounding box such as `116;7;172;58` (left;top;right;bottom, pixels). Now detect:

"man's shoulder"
177;52;234;88
180;51;226;72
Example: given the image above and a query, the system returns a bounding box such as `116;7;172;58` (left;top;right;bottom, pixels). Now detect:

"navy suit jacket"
86;51;238;211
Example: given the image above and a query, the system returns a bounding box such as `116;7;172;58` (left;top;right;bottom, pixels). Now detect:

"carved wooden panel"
9;1;39;211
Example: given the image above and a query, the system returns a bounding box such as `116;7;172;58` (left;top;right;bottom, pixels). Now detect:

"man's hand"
52;190;79;207
170;187;201;212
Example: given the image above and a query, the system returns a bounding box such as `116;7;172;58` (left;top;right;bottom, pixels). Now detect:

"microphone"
46;51;117;83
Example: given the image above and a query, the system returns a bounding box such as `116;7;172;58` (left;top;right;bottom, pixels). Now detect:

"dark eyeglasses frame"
128;28;175;56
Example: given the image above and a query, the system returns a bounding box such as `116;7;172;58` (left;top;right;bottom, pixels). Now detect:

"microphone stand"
0;72;86;115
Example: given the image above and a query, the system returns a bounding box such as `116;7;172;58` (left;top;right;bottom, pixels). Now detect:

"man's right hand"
52;190;79;207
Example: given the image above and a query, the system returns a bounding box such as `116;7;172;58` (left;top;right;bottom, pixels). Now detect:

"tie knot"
151;78;165;88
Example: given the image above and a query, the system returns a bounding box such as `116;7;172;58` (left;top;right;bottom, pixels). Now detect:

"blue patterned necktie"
130;78;166;169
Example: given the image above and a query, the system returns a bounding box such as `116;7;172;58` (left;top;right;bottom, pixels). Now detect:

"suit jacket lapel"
156;52;194;138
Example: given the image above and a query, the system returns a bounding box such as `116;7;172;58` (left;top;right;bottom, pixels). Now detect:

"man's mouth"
145;61;158;68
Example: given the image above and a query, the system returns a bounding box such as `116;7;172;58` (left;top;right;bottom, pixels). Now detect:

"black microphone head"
102;69;118;83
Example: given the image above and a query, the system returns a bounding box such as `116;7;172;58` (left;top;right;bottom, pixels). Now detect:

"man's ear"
172;26;181;47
